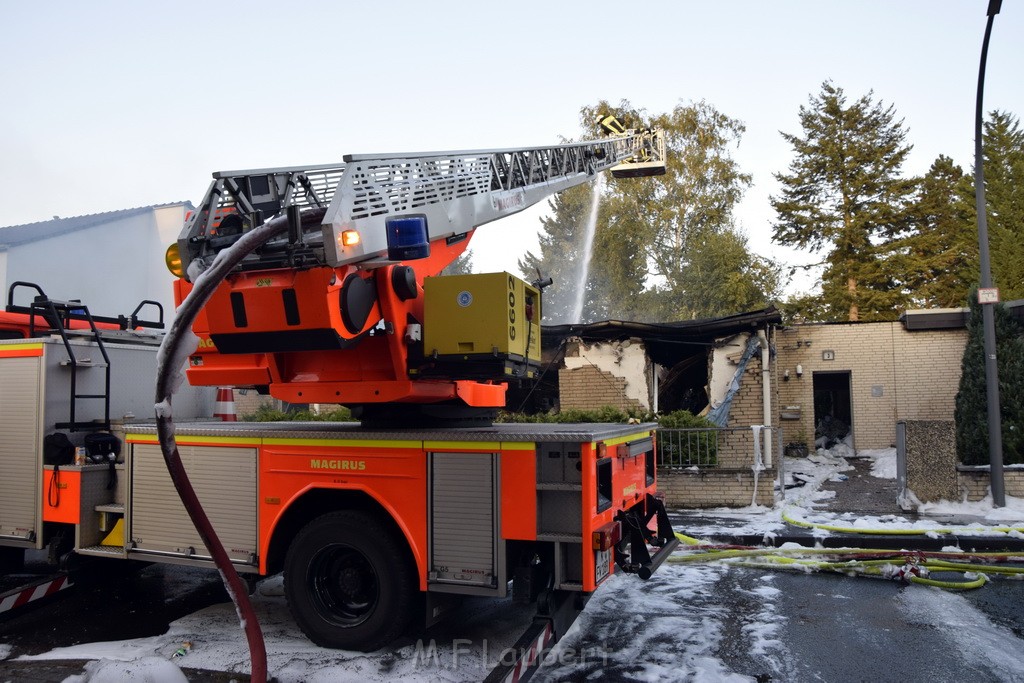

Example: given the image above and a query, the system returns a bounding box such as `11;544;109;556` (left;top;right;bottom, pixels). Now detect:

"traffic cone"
214;387;237;422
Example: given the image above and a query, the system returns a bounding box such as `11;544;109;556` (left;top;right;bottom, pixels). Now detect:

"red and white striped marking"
0;574;73;614
213;387;237;422
502;622;555;683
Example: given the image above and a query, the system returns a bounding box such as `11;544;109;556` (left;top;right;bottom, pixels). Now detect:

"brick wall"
727;348;768;429
662;343;778;508
558;331;783;508
721;342;777;467
958;470;1024;501
233;389;277;417
776;323;966;450
558;365;645;413
659;469;775;507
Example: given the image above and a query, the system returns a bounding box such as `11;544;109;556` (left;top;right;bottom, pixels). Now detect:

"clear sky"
2;1;1021;297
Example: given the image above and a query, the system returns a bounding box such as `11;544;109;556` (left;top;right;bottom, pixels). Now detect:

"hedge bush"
955;294;1024;465
243;404;354;422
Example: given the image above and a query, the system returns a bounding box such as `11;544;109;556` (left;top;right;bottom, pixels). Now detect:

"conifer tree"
896;156;976;308
955;293;1024;465
518;183;628;323
771;82;916;321
961;111;1024;301
440;249;475;276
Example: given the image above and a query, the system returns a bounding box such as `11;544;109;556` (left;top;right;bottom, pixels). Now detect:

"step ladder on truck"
0;283;211;578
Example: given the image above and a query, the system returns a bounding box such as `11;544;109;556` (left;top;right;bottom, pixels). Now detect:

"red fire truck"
0;125;677;677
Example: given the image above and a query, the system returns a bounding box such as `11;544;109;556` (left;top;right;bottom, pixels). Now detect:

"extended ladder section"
177;130;667;277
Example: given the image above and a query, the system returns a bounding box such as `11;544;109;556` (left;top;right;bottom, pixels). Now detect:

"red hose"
154;209;325;682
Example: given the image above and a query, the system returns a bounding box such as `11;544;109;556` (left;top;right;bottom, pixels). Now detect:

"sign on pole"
978;287;1000;304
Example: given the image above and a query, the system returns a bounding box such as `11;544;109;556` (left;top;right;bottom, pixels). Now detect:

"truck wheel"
284;511;415;651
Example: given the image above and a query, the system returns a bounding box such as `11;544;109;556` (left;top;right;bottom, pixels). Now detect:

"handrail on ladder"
28;297;111;432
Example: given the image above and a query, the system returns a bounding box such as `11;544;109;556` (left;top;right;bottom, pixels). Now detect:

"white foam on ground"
534;563;787;682
918;492;1024;523
22;575;527;682
862;448;897;479
897;589;1024;679
62;657;189;683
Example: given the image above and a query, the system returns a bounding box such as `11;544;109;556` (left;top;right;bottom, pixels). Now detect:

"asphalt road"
728;570;1022;683
2;554;1022;682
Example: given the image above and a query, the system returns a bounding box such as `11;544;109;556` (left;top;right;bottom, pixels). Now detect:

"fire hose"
670;531;1024;591
154;208;326;682
781;507;1024;536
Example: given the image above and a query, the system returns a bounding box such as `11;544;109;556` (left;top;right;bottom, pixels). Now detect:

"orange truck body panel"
0;343;44;358
172;232;508;407
42;469;81;524
125;423;657;594
0;311;123;340
500;449;537;541
259;441;431;586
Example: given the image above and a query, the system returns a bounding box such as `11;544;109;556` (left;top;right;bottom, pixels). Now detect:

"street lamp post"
973;0;1004;507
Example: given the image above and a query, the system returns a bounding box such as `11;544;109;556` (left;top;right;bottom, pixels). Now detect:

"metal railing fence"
657;427;721;468
657;426;780;470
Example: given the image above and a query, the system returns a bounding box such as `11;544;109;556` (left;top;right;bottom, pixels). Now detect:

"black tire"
284;511;416;651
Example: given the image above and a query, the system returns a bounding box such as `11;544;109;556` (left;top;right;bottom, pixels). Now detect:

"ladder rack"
29;298;111;432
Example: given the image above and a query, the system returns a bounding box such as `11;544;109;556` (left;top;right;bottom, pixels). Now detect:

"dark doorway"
658;353;709;414
812;371;852;448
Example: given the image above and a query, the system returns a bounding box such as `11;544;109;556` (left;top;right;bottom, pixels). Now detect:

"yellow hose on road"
910;574;988;590
674;531;703;546
667;532;1024;591
781;508;1024;537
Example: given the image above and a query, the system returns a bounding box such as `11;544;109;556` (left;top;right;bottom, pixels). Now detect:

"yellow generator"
421;272;541;381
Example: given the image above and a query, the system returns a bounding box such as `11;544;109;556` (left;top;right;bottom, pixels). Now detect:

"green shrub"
655;410;718;466
496;406;653;424
656;409;717;430
243;404;353;422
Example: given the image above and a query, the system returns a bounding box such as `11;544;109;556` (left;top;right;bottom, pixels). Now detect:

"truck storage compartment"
0;352;42;543
428;451;500;591
129;443;258;564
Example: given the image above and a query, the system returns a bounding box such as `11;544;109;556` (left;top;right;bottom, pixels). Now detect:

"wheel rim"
308;543;380;628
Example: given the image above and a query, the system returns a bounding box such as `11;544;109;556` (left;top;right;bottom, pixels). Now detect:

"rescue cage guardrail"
656;426;781;469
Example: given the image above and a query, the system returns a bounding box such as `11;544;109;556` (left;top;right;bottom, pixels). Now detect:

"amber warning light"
165;243;184;278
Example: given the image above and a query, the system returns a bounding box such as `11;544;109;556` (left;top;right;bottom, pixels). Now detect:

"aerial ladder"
169;125;667;424
146;123;677;680
0;123;675;681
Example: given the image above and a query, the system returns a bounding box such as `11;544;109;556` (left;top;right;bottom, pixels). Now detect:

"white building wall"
707;333;751;410
562;338;653;410
147;204;190;322
4;205;187;325
0;249;7;302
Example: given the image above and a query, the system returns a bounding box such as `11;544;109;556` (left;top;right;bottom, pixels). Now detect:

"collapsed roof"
542;306;783;367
